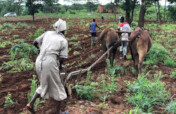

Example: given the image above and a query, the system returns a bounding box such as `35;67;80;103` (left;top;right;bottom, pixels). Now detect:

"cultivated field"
0;15;176;114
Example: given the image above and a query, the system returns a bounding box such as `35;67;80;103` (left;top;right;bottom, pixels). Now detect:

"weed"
165;101;176;114
17;22;31;29
4;92;16;108
0;58;35;73
171;70;176;79
27;75;41;107
29;28;44;39
164;58;175;67
0;41;13;48
126;73;170;111
10;43;38;60
3;23;14;29
173;49;176;55
73;51;80;56
144;43;169;65
130;67;136;74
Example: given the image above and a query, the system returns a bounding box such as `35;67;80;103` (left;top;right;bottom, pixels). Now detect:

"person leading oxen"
26;19;68;114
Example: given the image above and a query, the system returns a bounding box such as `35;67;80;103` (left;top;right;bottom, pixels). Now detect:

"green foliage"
29;28;44;39
168;5;176;21
73;70;95;101
173;49;176;55
144;43;170;65
128;107;144;114
164;58;175;67
17;22;31;29
0;41;13;48
0;58;35;73
106;59;124;77
165;101;176;114
126;72;170;111
4;92;16;108
73;51;80;56
171;70;176;79
27;75;40;107
130;67;136;74
10;43;38;60
3;23;14;29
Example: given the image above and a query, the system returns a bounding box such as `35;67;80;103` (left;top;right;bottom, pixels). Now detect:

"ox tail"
129;29;142;42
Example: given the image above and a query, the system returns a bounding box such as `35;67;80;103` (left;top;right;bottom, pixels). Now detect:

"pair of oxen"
97;27;152;75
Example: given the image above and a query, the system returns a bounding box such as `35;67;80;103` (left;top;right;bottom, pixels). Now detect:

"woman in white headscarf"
27;19;68;114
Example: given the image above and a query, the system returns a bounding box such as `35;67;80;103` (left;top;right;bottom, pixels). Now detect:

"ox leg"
138;51;146;75
134;54;139;75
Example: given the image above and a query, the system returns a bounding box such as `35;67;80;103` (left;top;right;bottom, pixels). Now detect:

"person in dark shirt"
89;19;101;45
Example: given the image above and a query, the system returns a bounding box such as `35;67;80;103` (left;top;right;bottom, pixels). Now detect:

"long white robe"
34;31;68;101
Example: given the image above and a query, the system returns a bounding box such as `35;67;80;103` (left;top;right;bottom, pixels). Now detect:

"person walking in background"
90;19;101;46
101;15;104;24
119;16;131;60
26;19;68;114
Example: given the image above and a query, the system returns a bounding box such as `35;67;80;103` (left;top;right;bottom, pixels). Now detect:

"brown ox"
129;27;152;74
97;28;120;66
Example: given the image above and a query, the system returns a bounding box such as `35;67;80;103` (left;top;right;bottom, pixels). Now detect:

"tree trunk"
157;1;161;23
130;0;137;25
164;0;166;22
125;0;131;24
138;0;146;27
33;13;35;21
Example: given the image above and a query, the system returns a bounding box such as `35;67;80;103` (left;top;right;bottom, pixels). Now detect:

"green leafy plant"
10;43;38;60
144;43;170;65
165;101;176;114
126;72;170;111
27;75;41;107
73;70;95;101
171;70;176;79
73;51;80;56
29;28;44;39
164;58;175;67
0;58;34;73
0;41;13;48
4;92;16;108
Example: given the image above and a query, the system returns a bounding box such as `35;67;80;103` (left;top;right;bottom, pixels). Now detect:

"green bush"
165;101;176;114
126;72;170;111
144;43;170;65
164;59;175;67
10;43;38;60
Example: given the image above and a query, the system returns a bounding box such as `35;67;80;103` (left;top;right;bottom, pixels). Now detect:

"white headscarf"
53;19;67;33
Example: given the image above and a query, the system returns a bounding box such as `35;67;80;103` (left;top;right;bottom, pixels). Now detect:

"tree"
26;0;43;21
105;0;120;22
85;0;99;12
121;0;138;24
43;0;58;13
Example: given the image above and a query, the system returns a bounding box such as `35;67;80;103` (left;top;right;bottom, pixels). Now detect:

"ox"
97;28;120;66
129;27;152;74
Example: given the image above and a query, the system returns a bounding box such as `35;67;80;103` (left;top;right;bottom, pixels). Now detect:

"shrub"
165;101;176;114
144;43;169;65
126;72;170;111
10;43;38;60
164;59;175;67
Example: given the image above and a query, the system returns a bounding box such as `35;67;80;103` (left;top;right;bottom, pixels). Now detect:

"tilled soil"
0;17;175;114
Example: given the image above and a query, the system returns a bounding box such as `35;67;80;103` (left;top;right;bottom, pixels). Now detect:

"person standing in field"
26;19;68;114
101;15;104;24
119;16;131;60
89;19;101;45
